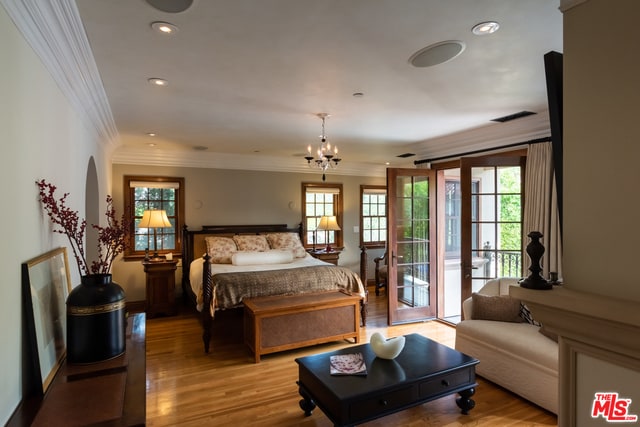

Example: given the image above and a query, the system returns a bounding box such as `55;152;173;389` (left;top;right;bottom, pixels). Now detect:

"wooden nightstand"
143;259;178;317
308;248;343;265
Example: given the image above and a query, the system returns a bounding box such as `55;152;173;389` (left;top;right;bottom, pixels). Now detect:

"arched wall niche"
85;157;100;269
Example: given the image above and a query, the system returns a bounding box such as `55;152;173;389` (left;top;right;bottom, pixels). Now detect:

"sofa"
454;277;558;414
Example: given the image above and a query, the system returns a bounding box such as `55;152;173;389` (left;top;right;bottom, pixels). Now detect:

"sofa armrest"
462;297;473;320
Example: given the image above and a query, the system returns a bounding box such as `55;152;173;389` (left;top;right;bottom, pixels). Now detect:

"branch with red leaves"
36;180;130;276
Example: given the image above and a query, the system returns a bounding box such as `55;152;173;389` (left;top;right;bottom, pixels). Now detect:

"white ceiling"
75;0;562;176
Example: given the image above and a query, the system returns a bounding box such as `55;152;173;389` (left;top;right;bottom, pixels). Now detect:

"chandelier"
305;113;341;181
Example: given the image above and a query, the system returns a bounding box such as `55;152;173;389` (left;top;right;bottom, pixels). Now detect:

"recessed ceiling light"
146;132;156;137
409;41;466;68
147;143;156;147
148;78;168;86
472;21;500;35
151;21;179;34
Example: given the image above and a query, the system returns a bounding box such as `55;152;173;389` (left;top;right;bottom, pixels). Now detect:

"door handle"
391;252;403;267
463;262;477;279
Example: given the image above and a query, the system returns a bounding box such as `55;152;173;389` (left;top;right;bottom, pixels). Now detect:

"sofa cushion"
471;293;523;323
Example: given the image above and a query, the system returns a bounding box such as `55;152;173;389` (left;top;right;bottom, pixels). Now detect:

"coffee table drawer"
350;386;414;420
419;369;472;397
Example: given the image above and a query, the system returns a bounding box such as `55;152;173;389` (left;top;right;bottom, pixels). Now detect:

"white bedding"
189;253;332;310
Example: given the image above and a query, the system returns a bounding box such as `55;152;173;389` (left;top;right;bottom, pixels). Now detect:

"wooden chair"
373;251;388;296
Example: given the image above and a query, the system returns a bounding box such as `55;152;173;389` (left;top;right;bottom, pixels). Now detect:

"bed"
181;224;367;353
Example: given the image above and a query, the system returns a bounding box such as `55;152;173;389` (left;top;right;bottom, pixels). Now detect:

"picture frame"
22;247;72;394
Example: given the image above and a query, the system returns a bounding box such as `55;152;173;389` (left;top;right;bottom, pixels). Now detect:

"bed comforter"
189;254;366;314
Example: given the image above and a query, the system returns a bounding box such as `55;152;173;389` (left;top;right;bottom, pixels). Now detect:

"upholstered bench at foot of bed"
243;291;362;363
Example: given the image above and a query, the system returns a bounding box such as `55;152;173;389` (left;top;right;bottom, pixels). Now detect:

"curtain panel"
523;142;563;281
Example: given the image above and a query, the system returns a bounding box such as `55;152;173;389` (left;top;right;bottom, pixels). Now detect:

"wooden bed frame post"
202;253;213;352
181;224;192;299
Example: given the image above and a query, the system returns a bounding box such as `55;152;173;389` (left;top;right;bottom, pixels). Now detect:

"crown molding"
409;111;551;163
1;0;119;145
112;147;389;178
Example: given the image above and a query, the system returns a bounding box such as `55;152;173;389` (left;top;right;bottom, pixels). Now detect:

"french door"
386;154;525;324
459;155;526;306
387;168;436;325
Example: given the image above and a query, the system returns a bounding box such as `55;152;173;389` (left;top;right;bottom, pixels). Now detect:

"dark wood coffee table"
295;333;479;426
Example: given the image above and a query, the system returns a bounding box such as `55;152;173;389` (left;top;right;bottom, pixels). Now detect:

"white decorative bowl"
370;332;406;359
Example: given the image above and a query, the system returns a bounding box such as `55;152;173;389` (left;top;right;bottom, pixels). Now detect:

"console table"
7;313;146;427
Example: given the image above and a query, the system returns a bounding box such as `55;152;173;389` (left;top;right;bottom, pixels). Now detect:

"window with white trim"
360;185;387;248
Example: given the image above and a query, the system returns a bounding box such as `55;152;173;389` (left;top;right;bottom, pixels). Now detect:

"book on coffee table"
330;352;367;376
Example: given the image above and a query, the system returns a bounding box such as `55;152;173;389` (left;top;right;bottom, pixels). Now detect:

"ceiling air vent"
491;111;536;123
397;153;416;158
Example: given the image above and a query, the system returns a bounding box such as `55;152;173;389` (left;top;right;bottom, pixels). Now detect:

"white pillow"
231;250;294;266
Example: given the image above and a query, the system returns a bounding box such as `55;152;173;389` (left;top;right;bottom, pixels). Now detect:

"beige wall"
0;6;110;424
563;0;640;301
561;0;640;423
111;164;385;302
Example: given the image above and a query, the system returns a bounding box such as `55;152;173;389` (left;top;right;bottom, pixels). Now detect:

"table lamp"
316;215;341;252
138;209;172;260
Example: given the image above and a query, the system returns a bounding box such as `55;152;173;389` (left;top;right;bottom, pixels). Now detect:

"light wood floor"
144;288;558;426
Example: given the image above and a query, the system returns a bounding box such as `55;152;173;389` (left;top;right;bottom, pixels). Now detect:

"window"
360;185;386;248
124;176;185;259
301;182;343;249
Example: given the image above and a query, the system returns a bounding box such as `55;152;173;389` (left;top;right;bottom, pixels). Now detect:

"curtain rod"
413;136;552;165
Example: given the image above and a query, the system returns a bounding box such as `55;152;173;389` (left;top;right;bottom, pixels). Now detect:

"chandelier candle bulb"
303;113;342;181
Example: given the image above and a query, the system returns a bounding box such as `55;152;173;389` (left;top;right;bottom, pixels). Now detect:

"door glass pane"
478;195;496;222
395;175;431;310
472;278;486;293
498;166;521;192
442;170;462;319
472;250;490;278
499;194;521;221
476;223;496;250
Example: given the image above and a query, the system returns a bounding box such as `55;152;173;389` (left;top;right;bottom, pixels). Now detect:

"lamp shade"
138;210;172;229
316;215;341;231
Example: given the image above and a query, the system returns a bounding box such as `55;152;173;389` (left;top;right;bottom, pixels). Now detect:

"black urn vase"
66;274;126;364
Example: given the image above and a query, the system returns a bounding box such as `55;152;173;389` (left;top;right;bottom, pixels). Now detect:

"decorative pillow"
265;232;306;258
231;250;294;266
205;236;237;264
471;293;523;323
520;303;542;326
233;235;270;252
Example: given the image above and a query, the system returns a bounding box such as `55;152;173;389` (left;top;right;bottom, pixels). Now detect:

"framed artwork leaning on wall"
22;247;72;394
